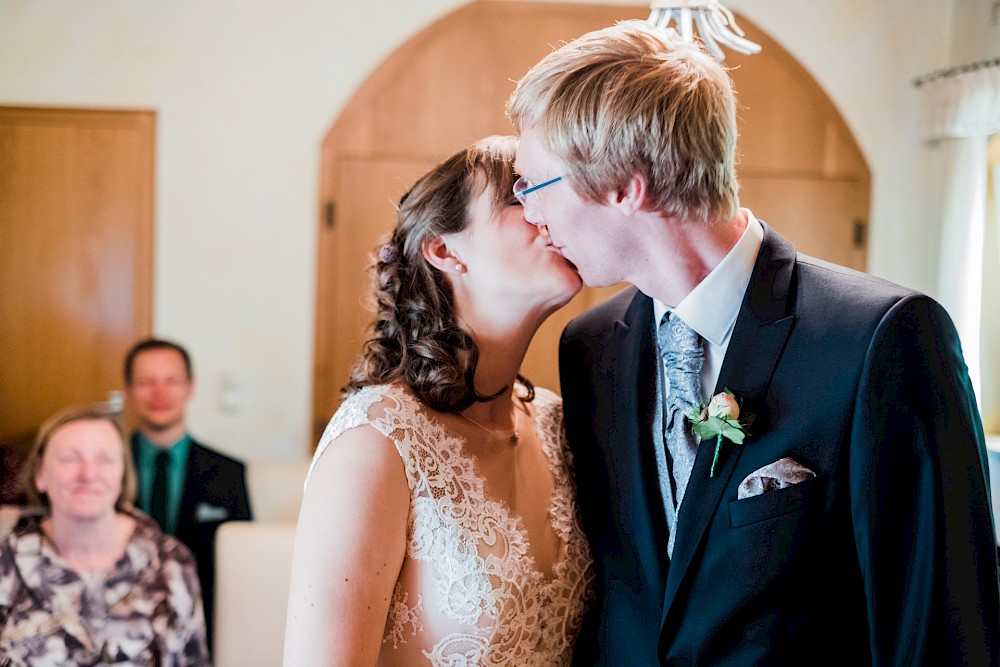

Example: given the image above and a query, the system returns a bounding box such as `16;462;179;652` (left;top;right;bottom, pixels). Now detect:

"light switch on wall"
219;373;243;414
107;390;125;414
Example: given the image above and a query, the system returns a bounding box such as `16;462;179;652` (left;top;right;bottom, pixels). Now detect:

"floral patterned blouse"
0;510;209;666
308;384;594;666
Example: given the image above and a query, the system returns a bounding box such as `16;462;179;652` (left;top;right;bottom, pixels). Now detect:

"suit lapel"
661;224;797;625
175;441;203;541
613;289;673;567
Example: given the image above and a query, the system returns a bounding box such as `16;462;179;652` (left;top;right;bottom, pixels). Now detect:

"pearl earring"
454;262;465;273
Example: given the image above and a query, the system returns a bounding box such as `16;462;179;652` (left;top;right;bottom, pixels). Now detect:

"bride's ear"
422;235;464;274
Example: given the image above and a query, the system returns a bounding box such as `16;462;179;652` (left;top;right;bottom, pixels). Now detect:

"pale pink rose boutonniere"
689;389;755;477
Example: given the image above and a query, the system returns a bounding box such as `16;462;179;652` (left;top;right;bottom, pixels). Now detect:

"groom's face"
516;123;628;288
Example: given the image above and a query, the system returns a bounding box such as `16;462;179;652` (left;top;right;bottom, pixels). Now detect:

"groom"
508;20;1000;665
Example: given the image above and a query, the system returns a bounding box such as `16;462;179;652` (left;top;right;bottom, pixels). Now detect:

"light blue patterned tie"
658;312;704;528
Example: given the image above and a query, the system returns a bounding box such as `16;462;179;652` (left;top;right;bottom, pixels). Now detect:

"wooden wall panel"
739;176;869;268
0;107;154;455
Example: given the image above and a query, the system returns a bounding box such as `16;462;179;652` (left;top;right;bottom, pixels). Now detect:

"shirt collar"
653;210;763;346
137;432;191;465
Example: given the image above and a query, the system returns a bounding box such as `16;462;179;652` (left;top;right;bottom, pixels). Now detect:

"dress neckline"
403;385;572;585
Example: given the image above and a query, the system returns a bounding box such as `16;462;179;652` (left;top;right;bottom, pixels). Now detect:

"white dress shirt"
653;210;764;401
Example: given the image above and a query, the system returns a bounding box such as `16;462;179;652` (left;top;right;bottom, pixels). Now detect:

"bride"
283;135;593;666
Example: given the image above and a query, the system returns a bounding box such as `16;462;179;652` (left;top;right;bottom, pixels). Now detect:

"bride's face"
453;184;582;314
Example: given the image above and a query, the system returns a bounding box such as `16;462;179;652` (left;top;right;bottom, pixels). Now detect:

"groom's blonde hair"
506;19;740;225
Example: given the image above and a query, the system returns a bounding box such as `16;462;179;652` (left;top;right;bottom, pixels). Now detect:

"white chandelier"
648;0;762;60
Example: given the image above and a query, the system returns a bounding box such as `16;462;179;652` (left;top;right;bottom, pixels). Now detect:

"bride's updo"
345;135;534;413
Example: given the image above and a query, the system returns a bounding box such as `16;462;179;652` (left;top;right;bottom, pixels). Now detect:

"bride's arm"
283;425;409;666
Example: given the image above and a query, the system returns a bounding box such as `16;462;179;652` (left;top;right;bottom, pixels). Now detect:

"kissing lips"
546;244;578;271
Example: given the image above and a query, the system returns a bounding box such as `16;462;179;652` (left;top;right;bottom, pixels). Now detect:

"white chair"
245;459;311;523
212;521;298;667
213;459;310;664
986;436;1000;545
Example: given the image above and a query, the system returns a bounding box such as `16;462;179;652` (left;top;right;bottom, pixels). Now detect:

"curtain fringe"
914;57;1000;87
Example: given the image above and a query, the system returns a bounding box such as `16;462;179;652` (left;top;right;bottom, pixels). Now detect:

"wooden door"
726;17;870;269
0;107;154;457
314;156;432;424
312;2;871;438
312;2;641;437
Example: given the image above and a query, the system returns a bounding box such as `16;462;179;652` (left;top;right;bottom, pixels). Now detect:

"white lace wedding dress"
308;384;593;666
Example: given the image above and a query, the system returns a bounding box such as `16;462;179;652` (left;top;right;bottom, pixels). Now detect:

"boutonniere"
689;389;754;477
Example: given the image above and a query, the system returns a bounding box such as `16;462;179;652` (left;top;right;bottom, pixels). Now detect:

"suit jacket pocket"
728;474;826;528
193;502;230;523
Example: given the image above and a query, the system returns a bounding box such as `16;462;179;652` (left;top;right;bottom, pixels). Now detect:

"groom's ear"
422;235;461;273
605;173;647;216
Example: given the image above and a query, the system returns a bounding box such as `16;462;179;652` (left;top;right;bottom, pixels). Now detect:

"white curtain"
919;66;1000;140
935;138;987;395
919;65;1000;406
988;159;1000;431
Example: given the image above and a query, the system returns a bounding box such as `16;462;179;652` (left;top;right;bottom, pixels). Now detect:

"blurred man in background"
124;338;252;649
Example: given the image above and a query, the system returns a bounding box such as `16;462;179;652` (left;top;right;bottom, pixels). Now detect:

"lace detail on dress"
384;582;424;648
309;384;593;666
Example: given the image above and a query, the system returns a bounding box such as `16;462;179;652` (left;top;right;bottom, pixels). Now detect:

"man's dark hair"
124;338;193;384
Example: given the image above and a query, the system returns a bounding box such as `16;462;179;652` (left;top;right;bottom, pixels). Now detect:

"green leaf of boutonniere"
688;389;754;476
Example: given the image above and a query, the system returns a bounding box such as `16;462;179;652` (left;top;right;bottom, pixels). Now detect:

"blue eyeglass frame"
513;175;563;204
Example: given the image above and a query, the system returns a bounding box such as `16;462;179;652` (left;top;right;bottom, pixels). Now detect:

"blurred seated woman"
0;404;209;665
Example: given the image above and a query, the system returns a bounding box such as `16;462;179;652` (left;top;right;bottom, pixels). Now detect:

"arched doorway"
311;1;870;439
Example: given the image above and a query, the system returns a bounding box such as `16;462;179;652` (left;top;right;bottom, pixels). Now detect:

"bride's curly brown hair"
344;135;535;413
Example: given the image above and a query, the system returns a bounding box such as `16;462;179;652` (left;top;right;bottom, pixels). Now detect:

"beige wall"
0;0;994;459
950;0;1000;64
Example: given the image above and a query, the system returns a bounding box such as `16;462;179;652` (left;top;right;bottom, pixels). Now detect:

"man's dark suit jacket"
562;225;1000;665
130;435;252;647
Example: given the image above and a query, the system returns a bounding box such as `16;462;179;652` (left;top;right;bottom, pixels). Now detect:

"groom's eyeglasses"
512;175;563;206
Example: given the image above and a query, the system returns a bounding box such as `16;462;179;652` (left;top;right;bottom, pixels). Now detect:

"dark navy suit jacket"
130;435;252;647
562;225;1000;665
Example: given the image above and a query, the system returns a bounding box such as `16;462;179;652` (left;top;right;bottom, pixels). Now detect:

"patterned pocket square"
194;502;230;523
738;457;816;500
